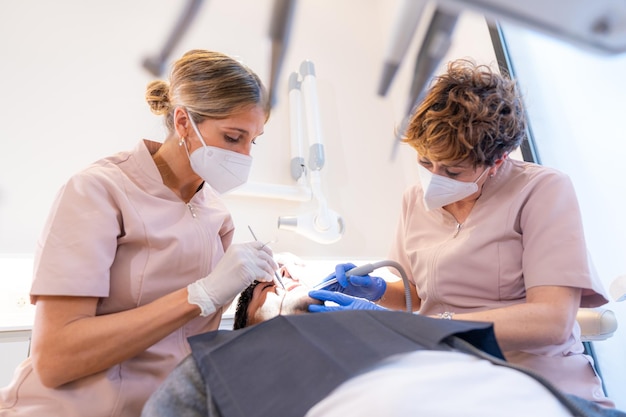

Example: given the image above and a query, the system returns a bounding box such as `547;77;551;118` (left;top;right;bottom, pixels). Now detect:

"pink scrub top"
0;140;233;417
388;157;612;405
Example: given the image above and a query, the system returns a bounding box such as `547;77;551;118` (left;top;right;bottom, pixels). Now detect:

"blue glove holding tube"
308;290;387;312
316;263;387;301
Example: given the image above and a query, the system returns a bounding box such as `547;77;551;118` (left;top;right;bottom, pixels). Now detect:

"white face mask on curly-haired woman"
416;163;489;210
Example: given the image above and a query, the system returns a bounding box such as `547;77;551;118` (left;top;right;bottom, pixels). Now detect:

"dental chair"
576;305;619;396
577;308;618;342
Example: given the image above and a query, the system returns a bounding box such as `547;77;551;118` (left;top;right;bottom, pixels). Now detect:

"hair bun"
145;80;171;115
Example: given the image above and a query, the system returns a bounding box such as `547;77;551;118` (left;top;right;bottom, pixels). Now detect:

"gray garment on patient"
143;310;500;417
141;353;626;417
141;311;626;417
141;355;218;417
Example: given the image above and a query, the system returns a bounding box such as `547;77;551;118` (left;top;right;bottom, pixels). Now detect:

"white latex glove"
188;241;278;316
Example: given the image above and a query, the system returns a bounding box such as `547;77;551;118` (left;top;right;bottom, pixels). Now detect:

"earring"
179;137;185;147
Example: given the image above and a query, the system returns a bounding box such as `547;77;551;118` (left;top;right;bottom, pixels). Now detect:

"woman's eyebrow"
223;127;265;137
439;160;470;168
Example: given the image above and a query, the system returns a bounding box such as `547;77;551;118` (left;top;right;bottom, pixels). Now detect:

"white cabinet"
0;255;36;388
0;332;30;387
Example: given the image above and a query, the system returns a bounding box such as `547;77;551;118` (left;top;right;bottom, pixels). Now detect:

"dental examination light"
278;61;345;245
406;7;459;118
440;0;626;54
142;0;205;76
390;6;460;160
268;0;298;108
377;0;430;97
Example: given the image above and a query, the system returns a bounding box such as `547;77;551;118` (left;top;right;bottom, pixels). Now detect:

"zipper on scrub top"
187;203;197;219
453;222;462;238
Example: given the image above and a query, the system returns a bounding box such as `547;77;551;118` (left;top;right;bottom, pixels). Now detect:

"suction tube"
346;261;413;313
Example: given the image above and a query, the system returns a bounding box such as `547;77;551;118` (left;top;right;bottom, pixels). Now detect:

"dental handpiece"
313;262;412;312
313;276;338;290
312;265;372;290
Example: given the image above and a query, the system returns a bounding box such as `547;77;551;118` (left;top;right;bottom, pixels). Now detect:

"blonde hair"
145;50;270;132
403;59;526;167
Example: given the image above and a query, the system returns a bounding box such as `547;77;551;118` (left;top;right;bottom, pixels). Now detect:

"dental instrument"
313;261;413;313
248;225;285;289
313;276;338;291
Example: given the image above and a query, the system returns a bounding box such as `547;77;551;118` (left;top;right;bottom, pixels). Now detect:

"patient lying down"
232;263;323;329
141;268;626;417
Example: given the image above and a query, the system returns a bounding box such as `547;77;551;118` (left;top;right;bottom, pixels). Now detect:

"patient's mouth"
285;282;301;292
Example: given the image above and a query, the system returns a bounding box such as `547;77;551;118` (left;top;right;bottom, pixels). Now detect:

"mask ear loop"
474;167;490;184
186;109;209;148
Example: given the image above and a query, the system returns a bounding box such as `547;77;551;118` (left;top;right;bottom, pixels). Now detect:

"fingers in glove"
335;263;356;287
308;304;342;313
308;290;352;305
346;275;373;287
248;241;279;278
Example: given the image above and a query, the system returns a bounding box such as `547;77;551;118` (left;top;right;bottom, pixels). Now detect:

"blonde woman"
0;50;277;417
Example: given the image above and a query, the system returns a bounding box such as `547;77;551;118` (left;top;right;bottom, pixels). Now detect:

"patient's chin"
306;296;324;306
282;294;322;316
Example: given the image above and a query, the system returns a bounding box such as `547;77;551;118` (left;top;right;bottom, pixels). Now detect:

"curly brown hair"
403;59;527;168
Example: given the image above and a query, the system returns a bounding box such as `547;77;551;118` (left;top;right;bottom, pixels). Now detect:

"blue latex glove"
308;290;387;312
317;263;387;301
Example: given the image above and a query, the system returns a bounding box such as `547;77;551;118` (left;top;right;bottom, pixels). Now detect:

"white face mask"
417;163;489;211
184;112;252;194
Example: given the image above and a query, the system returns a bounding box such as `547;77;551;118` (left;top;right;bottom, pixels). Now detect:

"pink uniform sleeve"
518;171;608;307
31;169;123;299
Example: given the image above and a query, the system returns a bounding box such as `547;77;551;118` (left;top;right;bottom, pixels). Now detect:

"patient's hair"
233;281;261;330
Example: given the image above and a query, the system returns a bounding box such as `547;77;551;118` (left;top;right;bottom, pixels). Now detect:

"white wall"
0;0;496;260
0;0;499;391
500;25;626;409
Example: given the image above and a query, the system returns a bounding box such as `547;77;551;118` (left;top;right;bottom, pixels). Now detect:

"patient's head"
234;268;322;329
